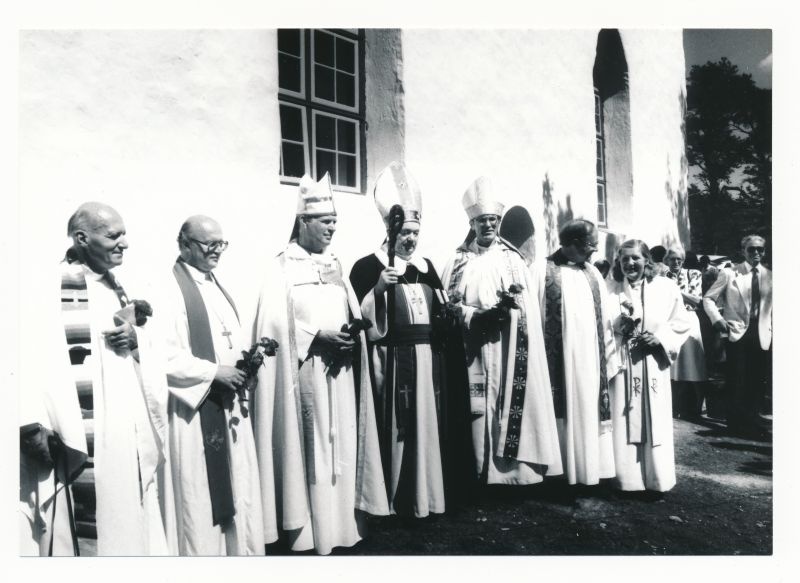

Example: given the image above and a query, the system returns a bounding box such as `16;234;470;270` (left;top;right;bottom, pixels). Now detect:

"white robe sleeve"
160;289;217;412
651;280;692;364
361;288;388;340
293;319;319;362
702;266;730;326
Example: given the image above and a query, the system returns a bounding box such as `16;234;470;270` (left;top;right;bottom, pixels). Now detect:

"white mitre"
462;176;504;220
296;172;336;216
373;162;422;226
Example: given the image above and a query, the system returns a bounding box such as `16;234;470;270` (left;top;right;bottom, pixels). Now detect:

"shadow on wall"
662;91;691;249
542;173;574;256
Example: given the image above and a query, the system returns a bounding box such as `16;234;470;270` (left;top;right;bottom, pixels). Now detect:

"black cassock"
349;253;474;514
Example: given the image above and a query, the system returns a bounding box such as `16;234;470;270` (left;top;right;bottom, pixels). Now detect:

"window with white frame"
594;87;608;227
278;29;364;193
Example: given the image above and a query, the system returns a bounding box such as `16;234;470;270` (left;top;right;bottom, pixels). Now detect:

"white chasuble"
442;239;562;485
163;263;265;555
251;243;388;555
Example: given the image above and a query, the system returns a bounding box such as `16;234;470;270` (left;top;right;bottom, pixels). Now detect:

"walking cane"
382;204;405;488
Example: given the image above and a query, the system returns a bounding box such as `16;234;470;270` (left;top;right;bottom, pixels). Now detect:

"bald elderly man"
25;202;174;556
163;216;265;555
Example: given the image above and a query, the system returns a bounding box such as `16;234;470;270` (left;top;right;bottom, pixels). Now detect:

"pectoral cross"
221;327;233;349
399;384;413;408
407;287;425;316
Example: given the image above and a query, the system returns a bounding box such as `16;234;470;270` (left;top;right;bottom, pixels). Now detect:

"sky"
683;29;772;89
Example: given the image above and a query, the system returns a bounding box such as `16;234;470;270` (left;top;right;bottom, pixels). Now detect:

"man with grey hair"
163;215;265;555
28;202;174;555
703;234;772;436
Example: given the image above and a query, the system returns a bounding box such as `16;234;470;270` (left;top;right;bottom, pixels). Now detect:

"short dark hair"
612;239;657;283
650;245;666;263
558;219;596;247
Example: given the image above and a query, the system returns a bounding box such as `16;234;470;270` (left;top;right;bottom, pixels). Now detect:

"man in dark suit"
702;235;772;436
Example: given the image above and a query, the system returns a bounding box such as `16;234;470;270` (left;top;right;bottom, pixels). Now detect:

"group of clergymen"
19;161;770;556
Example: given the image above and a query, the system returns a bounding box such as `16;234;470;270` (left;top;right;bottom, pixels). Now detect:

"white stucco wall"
19;29;688;322
399;29;688;271
20;30;283;319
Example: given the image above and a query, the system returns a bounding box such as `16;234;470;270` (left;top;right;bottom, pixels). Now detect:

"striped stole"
60;261;130;541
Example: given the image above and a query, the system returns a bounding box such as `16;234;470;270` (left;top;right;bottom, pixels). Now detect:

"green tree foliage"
686;57;771;256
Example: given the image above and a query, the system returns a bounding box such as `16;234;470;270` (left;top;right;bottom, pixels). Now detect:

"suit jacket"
702;261;772;350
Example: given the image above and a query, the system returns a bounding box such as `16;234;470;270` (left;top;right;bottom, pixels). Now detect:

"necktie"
750;267;760;321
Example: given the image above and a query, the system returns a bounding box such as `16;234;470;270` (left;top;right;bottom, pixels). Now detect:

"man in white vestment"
441;177;562;485
34;202;174;555
537;219;618;486
252;174;388;555
163;215;265;555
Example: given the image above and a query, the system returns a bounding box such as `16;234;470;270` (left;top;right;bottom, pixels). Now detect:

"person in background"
664;246;707;421
594;259;611;280
703;235;772;437
650;245;670;277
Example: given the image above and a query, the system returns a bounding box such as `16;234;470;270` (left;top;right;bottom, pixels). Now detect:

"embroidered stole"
544;252;611;424
445;242;528;460
172;260;236;527
623;280;665;447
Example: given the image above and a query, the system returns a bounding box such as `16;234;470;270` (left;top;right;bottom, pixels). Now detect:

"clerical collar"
549;248;585;268
467;237;502;255
375;245;428;275
287;240;336;263
183;261;214;284
80;262;108;282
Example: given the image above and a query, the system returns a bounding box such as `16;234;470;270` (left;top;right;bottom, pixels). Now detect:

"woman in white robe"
606;240;691;492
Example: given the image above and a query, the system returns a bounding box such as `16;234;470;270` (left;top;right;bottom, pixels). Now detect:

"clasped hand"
471;306;509;334
374;267;399;295
215;365;247;393
103;321;138;352
312;330;355;356
637;330;661;348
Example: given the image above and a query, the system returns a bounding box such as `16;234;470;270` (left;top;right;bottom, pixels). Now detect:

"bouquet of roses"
235;337;280;402
618;298;642;341
496;283;525;311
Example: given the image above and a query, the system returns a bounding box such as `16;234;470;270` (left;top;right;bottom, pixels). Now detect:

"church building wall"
19;29;688;324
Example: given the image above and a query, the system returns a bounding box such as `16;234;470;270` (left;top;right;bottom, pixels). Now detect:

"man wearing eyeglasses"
163;215;265;555
703;235;772;437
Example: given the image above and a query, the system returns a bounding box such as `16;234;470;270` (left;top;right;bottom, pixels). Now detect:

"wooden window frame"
278;29;366;193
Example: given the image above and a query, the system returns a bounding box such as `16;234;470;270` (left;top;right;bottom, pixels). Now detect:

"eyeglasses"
746;246;765;254
186;237;229;253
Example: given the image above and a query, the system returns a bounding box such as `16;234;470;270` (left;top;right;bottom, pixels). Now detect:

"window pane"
282;143;305;177
597;184;607;224
279;104;304;142
596;138;604;178
316;149;337;183
315;65;335;101
336;72;356;107
337;154;357;187
278;29;302;56
314;30;335;67
336;37;355;73
337;118;356;154
315;115;336;150
278;53;302;93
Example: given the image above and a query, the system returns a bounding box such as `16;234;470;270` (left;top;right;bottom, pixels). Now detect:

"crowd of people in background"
20;163;772;557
